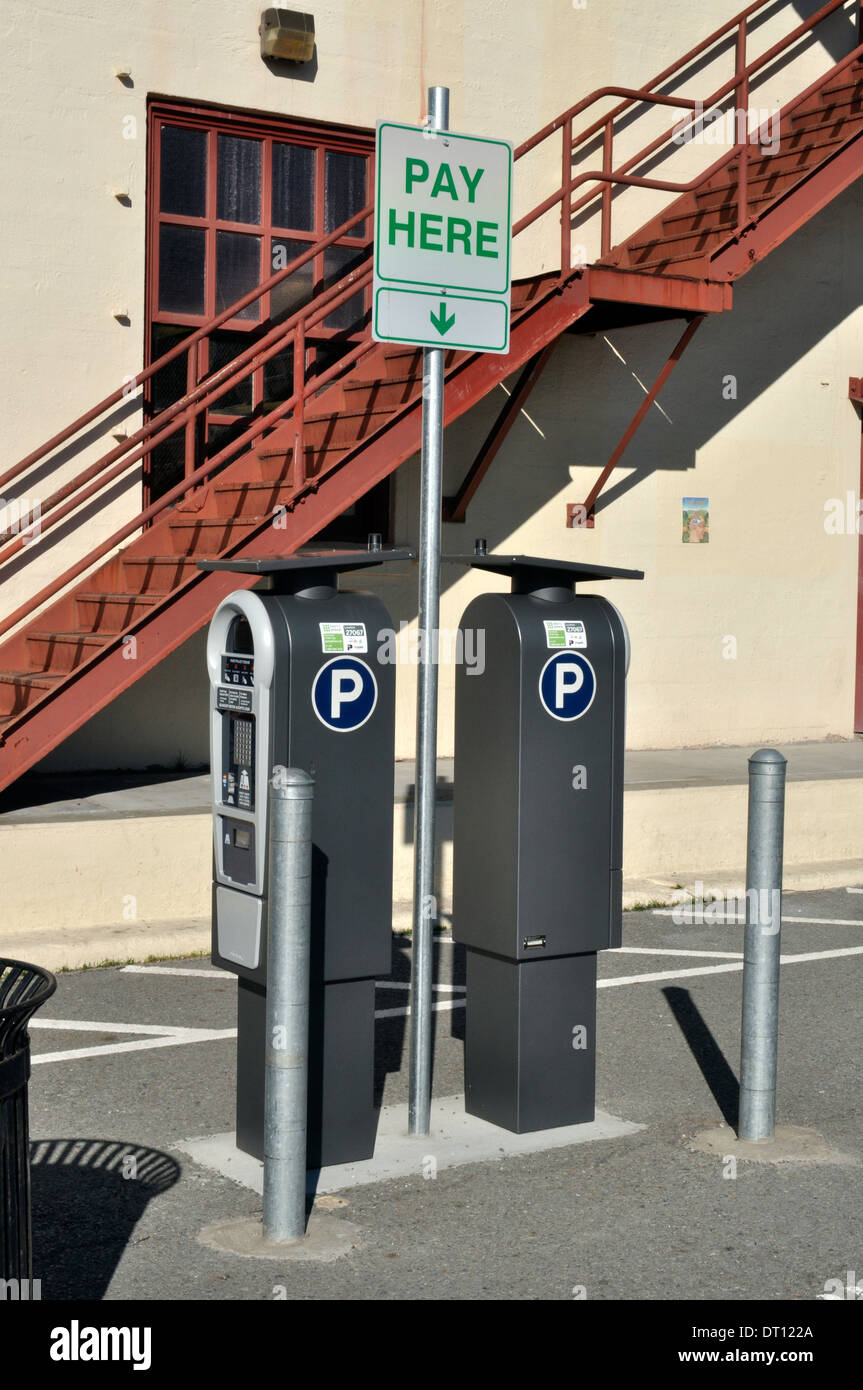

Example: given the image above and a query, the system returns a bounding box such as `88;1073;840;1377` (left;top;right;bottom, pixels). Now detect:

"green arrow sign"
430;301;455;336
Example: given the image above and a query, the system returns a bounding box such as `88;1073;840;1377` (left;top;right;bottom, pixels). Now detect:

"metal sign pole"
408;85;450;1136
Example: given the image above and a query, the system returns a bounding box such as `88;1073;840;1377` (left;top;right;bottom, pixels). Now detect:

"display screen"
222;655;254;687
234;827;251;850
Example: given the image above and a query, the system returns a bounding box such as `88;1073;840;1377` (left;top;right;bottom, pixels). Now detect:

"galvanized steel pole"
263;768;314;1242
738;748;787;1141
408;85;450;1136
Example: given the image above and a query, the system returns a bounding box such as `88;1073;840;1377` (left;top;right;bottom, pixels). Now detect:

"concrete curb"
7;855;863;971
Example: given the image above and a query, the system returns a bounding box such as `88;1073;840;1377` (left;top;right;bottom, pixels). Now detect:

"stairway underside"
1;54;862;793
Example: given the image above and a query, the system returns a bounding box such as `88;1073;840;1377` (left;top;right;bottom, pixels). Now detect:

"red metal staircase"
0;0;861;791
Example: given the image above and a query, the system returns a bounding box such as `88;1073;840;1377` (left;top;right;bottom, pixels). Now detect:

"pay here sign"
373;122;512;353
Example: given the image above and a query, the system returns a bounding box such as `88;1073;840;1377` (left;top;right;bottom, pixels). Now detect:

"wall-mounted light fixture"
260;8;315;63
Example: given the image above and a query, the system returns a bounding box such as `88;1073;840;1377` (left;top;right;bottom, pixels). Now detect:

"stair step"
212;479;295;520
167;515;261;556
26;630;112;674
381;346;461;369
0;671;64;717
791;94;863;131
75;592;159;634
820;71;863;101
122;556;203;594
694;142;842;203
662;191;775;234
342;374;423;411
613;247;710;274
287;406;396;450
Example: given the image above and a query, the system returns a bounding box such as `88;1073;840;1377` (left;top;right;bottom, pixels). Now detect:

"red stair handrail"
1;0;861;645
0;291;378;642
0;259;374;571
513;0;860;264
0;201;373;497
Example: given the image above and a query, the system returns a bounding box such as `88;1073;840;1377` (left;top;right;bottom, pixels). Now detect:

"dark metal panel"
236;976;377;1166
465;952;597;1133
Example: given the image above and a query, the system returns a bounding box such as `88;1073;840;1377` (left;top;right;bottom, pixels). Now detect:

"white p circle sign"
538;652;597;722
312;656;378;732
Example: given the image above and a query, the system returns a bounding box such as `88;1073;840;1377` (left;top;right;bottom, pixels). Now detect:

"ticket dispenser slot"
449;552;642;1134
203;547;412;1168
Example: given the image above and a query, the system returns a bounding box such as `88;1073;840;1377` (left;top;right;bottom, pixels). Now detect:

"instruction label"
543;620;587;650
319;622;368;654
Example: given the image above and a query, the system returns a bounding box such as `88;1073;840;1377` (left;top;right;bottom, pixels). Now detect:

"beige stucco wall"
1;0;861;770
382;176;863;756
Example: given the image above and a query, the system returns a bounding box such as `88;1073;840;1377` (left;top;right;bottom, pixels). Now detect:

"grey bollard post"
738;748;787;1141
263;768;314;1243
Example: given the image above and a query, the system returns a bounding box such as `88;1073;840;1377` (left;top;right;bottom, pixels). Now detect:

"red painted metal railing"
514;0;861;267
1;0;861;645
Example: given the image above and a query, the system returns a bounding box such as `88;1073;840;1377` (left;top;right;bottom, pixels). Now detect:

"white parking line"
612;946;744;959
121;965;228;979
376;981;466;992
651;912;862;926
599;943;863;988
31;945;863;1063
375;999;466;1020
31;1024;237;1066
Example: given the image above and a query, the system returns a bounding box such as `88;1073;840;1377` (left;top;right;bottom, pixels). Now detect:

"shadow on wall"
573;0;859;198
435;173;862;544
30;1138;180;1300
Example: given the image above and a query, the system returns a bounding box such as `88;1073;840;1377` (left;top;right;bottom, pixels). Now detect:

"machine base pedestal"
236;976;378;1168
464;949;598;1133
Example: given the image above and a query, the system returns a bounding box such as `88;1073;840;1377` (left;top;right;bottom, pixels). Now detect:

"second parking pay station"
452;553;642;1134
203;549;409;1167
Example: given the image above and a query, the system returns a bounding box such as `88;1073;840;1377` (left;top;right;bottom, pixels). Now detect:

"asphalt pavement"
23;886;863;1303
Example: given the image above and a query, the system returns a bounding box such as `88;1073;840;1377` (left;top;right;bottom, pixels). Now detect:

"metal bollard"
263;769;314;1243
738;748;787;1141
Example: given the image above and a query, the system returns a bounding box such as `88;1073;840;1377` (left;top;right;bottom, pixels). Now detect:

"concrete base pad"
688;1123;860;1166
198;1210;362;1262
178;1094;644;1196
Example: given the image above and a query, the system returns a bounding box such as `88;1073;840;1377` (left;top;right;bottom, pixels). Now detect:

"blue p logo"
538;652;596;721
312;656;378;732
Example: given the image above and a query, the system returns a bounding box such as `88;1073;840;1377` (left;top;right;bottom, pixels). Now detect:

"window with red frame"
145;101;389;540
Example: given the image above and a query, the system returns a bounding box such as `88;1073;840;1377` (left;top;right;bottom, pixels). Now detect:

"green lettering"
446;218;472;254
430;163;458;200
459;165;484;203
405;159;429;194
388;207;415;247
419;213;443;250
476;221;498;258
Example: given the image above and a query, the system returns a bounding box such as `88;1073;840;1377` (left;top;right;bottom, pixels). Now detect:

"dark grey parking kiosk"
201;549;410;1168
450;553;643;1133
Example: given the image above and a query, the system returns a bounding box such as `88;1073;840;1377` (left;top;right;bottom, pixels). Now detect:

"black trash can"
0;959;56;1284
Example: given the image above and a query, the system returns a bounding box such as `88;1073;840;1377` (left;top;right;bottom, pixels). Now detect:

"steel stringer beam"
443;343;557;523
580;314;704;520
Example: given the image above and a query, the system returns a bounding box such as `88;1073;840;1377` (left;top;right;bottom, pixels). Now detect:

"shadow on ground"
30;1138;180;1300
663;987;740;1127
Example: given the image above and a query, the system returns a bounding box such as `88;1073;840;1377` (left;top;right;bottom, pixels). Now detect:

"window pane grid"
149;110;372;506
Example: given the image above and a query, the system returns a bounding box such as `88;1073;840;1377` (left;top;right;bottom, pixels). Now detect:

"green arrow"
430;301;455;336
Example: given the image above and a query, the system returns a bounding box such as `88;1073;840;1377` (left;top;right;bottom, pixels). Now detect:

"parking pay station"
203;549;410;1167
451;553;643;1133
